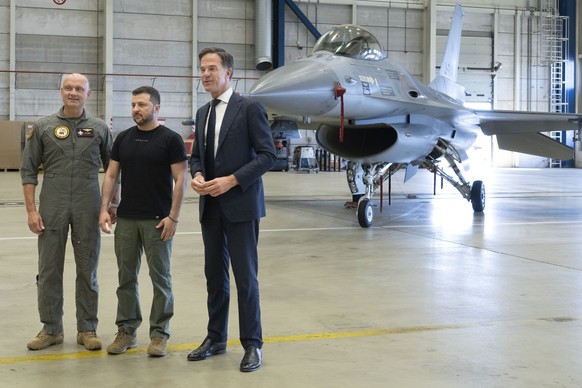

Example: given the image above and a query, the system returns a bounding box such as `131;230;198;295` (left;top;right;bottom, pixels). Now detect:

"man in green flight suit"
21;73;115;351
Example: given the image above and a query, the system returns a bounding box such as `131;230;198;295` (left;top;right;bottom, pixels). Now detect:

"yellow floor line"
0;323;469;365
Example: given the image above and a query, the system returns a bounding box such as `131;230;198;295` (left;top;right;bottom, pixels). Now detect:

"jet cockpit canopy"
312;24;386;61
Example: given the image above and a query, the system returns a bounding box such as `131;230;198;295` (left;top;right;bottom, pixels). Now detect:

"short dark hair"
199;47;234;79
132;86;160;105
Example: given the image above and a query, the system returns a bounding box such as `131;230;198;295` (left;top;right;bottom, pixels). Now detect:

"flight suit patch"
77;128;94;137
54;126;70;139
26;124;36;140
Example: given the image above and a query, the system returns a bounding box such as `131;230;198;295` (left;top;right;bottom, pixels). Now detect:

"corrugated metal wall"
0;0;564;145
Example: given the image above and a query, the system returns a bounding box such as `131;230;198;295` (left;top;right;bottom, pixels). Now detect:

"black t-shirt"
112;125;187;219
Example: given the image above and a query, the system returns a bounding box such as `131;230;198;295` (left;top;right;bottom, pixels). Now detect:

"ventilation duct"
255;0;273;70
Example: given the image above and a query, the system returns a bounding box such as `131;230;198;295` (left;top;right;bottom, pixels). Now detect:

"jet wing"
495;132;572;160
474;110;582;159
475;110;582;135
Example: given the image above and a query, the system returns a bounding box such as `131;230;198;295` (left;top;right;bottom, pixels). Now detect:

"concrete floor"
1;167;582;387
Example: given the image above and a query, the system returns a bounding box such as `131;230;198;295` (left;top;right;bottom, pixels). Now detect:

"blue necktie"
205;99;220;179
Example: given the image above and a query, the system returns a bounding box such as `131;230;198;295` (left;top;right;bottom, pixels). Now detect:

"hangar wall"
0;0;573;167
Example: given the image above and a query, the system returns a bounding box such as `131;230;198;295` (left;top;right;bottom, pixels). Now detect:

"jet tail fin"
438;3;463;82
429;3;465;102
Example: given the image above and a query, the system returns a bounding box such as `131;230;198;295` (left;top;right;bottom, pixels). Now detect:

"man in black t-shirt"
99;86;188;357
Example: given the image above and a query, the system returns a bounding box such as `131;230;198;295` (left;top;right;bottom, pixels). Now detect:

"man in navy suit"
187;47;276;372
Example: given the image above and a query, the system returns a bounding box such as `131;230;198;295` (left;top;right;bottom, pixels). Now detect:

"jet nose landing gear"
357;198;374;228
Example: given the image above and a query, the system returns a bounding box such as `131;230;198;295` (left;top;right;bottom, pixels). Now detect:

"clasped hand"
191;175;237;197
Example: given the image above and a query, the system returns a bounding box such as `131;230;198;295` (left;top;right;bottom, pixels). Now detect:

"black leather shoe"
187;338;226;361
240;346;262;372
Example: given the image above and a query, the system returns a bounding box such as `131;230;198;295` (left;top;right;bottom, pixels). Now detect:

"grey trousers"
37;176;101;335
113;218;174;338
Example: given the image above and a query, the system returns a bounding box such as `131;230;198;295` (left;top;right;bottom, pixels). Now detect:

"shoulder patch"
25;123;36;140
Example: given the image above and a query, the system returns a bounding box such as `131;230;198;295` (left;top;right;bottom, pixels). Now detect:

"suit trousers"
201;197;263;349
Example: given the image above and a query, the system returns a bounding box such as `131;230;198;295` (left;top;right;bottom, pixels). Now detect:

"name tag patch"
77;128;94;137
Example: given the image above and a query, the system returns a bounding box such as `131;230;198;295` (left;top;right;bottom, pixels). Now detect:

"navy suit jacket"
190;93;276;222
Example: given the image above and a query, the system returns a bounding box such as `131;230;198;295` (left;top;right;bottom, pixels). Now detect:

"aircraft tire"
357;198;374;228
470;180;485;212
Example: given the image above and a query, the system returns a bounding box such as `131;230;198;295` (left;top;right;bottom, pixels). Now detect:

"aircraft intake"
316;122;439;164
316;124;396;162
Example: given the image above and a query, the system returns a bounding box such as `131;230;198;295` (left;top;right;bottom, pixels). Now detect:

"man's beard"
133;112;154;126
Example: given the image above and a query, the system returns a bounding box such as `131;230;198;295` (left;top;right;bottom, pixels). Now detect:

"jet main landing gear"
346;139;485;228
423;138;486;213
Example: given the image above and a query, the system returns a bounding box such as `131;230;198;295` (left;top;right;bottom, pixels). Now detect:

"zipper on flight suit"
67;117;84;245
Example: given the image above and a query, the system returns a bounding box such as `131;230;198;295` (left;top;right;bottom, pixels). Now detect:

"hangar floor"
1;167;582;387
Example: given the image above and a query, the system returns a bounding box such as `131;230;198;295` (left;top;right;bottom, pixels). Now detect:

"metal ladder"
540;0;569;167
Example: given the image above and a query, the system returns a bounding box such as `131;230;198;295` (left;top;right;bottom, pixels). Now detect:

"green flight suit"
21;107;112;335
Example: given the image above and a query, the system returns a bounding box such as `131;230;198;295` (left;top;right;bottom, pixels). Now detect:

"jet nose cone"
249;59;339;116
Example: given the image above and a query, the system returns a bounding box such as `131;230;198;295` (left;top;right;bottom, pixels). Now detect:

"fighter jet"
249;4;582;227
